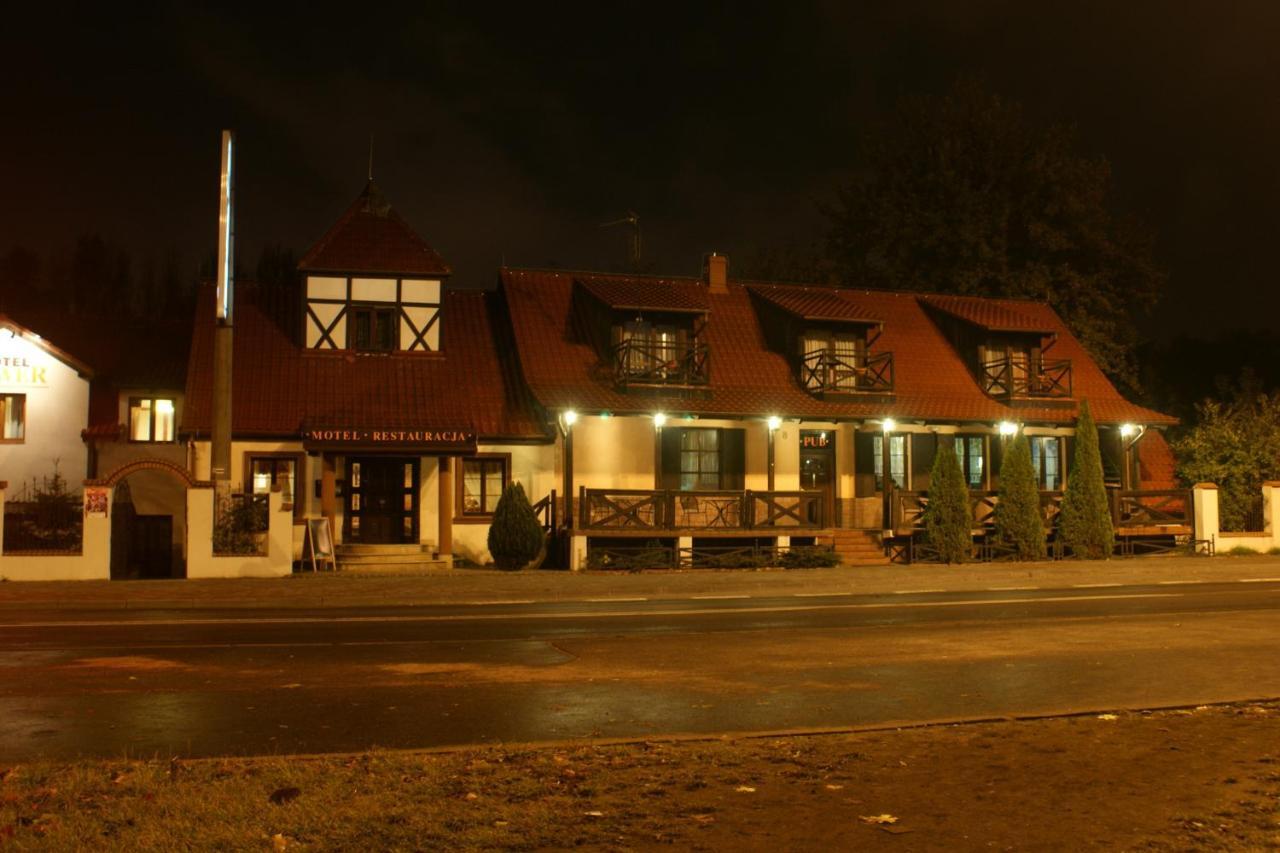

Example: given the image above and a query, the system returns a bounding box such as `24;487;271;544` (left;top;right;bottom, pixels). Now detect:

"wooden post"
563;426;574;529
320;453;337;534
767;427;776;491
654;425;663;489
438;457;453;559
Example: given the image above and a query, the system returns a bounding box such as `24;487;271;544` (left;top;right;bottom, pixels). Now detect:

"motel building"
0;180;1198;580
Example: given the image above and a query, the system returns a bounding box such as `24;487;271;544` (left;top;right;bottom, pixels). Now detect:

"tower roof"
298;181;451;277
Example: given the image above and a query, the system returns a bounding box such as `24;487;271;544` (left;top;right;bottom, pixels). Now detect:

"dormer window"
611;317;708;387
801;330;867;392
350;306;397;352
979;339;1071;399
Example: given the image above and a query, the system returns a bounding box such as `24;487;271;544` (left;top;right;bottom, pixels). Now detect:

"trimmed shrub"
487;481;545;570
924;437;972;564
780;546;841;568
996;433;1047;561
1059;399;1115;559
1227;545;1260;556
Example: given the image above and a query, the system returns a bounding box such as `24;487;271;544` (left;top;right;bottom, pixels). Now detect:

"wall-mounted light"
653;412;667;428
600;411;612;419
998;421;1018;437
1119;423;1138;438
767;415;782;431
881;418;896;433
562;409;578;428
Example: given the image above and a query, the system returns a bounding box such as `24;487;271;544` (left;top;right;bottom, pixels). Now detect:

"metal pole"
211;130;235;489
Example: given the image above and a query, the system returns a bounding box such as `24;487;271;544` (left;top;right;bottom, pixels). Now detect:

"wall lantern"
881;418;896;433
766;415;782;431
998;421;1019;437
561;409;578;428
652;412;667;428
1119;423;1138;438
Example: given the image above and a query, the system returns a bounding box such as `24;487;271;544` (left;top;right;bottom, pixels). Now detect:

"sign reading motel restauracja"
302;426;477;453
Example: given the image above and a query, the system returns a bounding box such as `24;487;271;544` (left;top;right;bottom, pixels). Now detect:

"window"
129;397;175;442
615;320;688;379
350;306;397;352
679;428;720;490
1029;436;1062;490
0;394;24;442
249;456;300;515
459;456;508;516
872;434;906;490
801;330;866;391
953;436;985;488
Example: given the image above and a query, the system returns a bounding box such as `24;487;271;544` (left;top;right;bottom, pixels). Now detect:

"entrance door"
347;458;419;544
133;516;173;578
800;449;835;527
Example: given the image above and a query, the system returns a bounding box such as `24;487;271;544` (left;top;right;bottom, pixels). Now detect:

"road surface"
1;580;1278;760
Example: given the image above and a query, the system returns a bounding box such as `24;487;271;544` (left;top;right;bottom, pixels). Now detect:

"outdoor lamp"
1120;423;1137;438
767;415;782;431
653;412;667;428
998;421;1018;436
562;409;578;427
881;418;896;432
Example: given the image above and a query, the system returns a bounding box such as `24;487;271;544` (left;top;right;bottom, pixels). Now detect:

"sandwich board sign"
303;517;336;572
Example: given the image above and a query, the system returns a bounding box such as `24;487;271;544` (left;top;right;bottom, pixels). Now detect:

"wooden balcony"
980;356;1072;399
800;349;893;395
579;487;826;531
612;339;709;388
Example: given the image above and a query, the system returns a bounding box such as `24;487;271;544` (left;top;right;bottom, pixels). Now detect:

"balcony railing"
980;356;1072;399
612;338;709;388
579;487;825;531
800;350;894;395
893;488;1191;535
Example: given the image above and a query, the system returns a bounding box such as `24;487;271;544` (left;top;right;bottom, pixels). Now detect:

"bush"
1268;547;1280;556
924;437;972;564
780;546;840;568
996;433;1047;561
1059;400;1115;559
1227;545;1260;556
212;495;267;555
487;481;545;570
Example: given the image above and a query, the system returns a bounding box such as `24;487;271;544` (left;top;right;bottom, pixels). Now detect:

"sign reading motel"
302;426;477;453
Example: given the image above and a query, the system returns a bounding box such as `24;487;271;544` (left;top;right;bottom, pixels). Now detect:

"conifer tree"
487;481;545;570
1059;399;1115;558
996;433;1047;561
924;438;972;563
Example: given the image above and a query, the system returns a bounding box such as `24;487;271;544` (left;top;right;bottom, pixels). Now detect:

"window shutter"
720;428;746;490
660;428;683;491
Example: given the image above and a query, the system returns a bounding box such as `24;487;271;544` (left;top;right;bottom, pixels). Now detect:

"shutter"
660;428;683;491
720;428;746;490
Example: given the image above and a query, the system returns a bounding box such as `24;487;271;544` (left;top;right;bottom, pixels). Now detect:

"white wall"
453;443;557;565
0;331;89;493
186;486;292;578
0;483;110;580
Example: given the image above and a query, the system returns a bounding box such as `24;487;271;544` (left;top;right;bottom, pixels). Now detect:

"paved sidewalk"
0;555;1278;611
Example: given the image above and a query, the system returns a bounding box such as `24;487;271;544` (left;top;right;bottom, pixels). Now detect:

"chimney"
704;252;728;294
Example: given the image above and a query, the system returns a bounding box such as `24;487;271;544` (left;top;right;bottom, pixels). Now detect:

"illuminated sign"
303;427;477;452
800;430;831;449
0;354;49;388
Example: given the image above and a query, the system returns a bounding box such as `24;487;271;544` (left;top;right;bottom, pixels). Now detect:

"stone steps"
336;543;449;574
826;529;890;565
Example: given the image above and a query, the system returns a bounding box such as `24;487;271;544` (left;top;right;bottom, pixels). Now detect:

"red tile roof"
577;274;708;313
183;285;545;440
920;294;1053;334
298;181;452;277
747;285;882;324
500;268;1176;428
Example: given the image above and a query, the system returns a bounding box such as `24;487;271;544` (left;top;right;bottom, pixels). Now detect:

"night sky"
3;2;1278;339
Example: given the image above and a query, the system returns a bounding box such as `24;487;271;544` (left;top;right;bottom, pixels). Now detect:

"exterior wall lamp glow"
881;418;896;432
1120;423;1138;438
767;415;782;431
561;409;578;428
998;421;1018;437
652;412;667;428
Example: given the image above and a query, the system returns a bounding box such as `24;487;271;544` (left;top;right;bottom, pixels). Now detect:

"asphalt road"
1;580;1278;761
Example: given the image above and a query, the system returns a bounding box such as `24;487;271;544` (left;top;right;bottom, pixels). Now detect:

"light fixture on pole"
881;418;896;433
767;415;782;432
652;412;667;428
998;421;1018;437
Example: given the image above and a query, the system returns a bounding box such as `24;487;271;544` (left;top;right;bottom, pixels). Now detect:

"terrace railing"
612;338;709;388
980;356;1072;399
579;488;825;531
800;350;894;395
1111;489;1193;529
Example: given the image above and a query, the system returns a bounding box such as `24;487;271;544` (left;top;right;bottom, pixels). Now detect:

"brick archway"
88;459;207;490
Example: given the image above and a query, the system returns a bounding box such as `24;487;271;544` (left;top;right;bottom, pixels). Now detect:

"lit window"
0;394;24;441
129;397;175;442
953;436;985;488
873;434;906;490
460;457;508;516
250;457;298;511
1029;437;1062;491
679;428;720;490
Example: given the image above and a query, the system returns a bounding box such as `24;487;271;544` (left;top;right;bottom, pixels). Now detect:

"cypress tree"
996;433;1048;561
1059;399;1115;559
487;481;545;570
924;438;972;563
